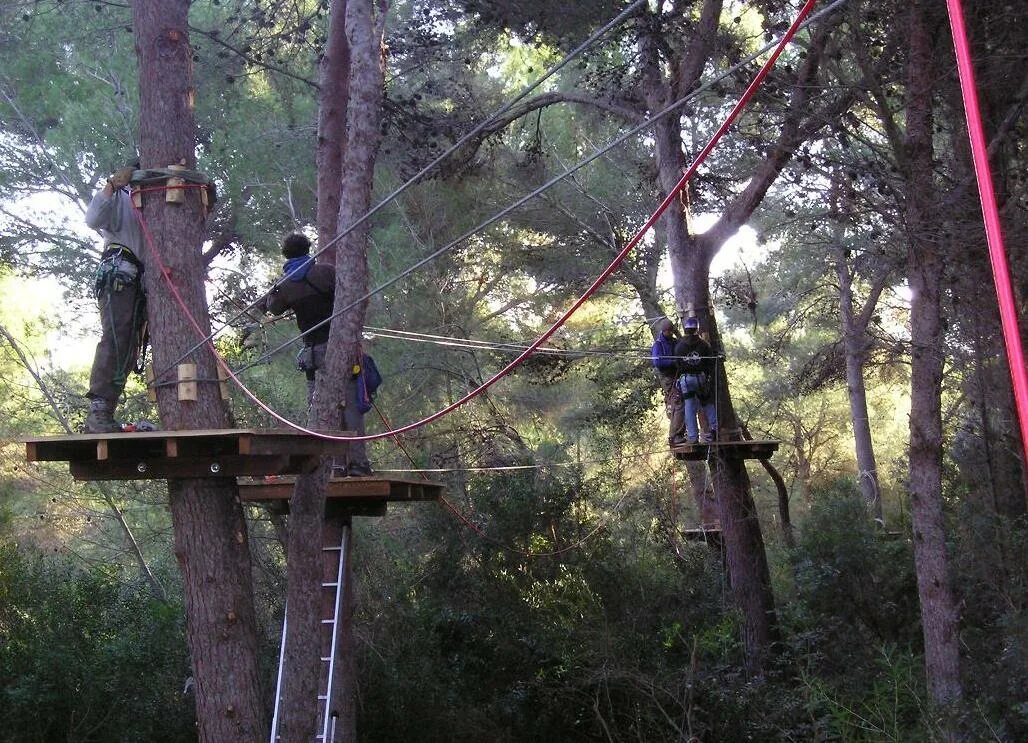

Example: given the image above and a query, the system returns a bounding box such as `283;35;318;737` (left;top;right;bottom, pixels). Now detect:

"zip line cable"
154;0;847;384
152;0;649;382
365;325;723;362
138;0;824;444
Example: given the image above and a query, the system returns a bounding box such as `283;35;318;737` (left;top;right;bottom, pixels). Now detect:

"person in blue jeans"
673;317;717;443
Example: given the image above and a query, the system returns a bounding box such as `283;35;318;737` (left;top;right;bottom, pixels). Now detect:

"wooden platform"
238;475;443;517
21;428;356;481
671;438;779;462
682;528;722;546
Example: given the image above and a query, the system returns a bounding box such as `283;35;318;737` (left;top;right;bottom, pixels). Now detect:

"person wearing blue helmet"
673;316;718;444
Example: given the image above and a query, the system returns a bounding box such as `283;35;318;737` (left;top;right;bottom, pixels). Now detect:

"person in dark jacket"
673;317;718;443
259;233;371;476
651;317;686;445
83;164;146;433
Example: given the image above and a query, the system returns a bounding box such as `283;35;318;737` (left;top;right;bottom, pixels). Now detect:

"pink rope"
946;0;1028;466
137;0;819;443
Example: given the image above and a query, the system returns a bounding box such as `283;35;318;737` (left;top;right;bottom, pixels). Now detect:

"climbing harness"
92;245;142;299
678;372;712;401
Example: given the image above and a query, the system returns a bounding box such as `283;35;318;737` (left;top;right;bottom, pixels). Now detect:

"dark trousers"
306;348;368;468
659;374;684;442
88;279;142;404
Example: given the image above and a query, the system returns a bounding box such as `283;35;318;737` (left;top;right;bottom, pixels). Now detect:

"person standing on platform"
258;232;373;476
83;163;147;433
674;317;718;444
651;317;686;446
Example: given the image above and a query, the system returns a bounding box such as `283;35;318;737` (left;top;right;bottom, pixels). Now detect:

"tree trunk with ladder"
681;248;779;674
132;1;266;740
276;0;384;739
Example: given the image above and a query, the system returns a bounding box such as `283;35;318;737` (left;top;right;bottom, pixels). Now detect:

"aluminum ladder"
270;520;351;742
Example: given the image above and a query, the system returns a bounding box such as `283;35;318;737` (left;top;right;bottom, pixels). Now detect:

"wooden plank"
166;438;179;458
70;455;298;481
670;439;780;462
682;528;721;541
20;428;355;462
237;477;441;503
178;363;197;401
97;439;109;461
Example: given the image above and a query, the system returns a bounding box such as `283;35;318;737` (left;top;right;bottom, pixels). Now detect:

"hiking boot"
669;435;689;447
84;400;122;434
84;410;122;433
346;462;374;477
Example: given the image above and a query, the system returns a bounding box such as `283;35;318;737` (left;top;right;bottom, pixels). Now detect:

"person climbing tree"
650;316;686;446
258;232;373;476
83;163;147;433
674;317;717;444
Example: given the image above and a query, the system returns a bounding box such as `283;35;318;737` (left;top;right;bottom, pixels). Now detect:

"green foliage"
353;470;729;741
792;481;921;650
0;544;194;742
799;647;930;742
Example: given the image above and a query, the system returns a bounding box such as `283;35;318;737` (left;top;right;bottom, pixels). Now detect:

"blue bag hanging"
355;353;382;413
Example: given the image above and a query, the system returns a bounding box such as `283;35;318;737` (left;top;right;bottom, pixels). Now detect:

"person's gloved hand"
108;165;135;189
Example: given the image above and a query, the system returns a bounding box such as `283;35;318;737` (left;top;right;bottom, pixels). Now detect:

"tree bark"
903;0;963;711
132;2;265;740
316;0;351;260
278;0;384;739
637;0;786;675
830;191;886;524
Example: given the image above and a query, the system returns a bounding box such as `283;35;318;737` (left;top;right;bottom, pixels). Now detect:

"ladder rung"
323;546;342;552
321;656;331;662
322;582;339;588
318;694;328;701
321;619;335;625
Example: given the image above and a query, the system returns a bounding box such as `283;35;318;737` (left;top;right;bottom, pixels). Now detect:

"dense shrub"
0;545;195;742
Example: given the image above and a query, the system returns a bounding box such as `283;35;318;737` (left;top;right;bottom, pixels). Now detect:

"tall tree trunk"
132;2;265;740
321;3;384;737
277;1;351;737
316;0;351;259
904;0;963;711
682;253;779;674
636;0;784;675
278;1;384;739
830;201;884;524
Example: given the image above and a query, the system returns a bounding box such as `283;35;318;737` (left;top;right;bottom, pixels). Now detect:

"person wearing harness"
258;233;372;476
83;164;147;433
651;317;686;446
673;317;718;444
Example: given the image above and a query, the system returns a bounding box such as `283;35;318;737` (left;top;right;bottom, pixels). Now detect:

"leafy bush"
0;545;194;742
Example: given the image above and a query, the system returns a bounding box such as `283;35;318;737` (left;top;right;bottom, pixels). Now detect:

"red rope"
134;0;818;444
945;0;1028;466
